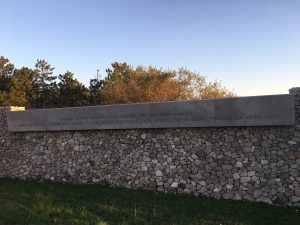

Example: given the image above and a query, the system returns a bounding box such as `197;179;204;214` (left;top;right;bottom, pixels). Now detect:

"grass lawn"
0;178;299;225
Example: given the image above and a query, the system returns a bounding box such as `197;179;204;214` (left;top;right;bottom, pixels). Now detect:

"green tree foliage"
0;56;14;105
10;67;35;107
89;78;105;105
0;56;236;108
33;59;57;108
57;71;89;107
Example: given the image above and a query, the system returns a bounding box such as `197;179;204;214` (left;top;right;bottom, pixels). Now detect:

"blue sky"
1;0;299;96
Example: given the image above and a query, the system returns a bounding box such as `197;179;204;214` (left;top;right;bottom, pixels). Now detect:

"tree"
0;56;236;108
99;62;235;104
0;56;14;78
34;59;56;108
100;63;181;104
175;68;236;100
10;67;35;107
0;56;14;105
57;71;89;107
89;78;105;105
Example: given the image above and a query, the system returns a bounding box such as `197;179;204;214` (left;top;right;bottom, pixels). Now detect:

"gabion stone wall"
0;89;299;206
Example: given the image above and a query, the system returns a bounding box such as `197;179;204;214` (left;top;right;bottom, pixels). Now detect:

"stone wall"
0;89;300;206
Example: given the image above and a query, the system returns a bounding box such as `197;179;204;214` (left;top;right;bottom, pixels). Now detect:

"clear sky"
1;0;299;96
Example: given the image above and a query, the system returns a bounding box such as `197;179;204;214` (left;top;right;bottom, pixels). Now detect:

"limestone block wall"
0;88;300;206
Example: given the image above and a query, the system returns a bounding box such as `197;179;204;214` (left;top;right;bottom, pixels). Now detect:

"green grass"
0;178;299;225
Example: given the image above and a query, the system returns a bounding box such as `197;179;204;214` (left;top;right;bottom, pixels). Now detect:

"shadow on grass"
0;178;299;225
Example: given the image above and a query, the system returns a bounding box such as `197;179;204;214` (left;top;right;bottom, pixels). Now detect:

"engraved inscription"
6;94;295;132
14;112;280;129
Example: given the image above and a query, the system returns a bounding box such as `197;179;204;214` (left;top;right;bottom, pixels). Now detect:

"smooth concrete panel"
6;94;295;132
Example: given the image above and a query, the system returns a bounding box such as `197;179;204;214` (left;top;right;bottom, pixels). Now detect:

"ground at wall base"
0;178;299;225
